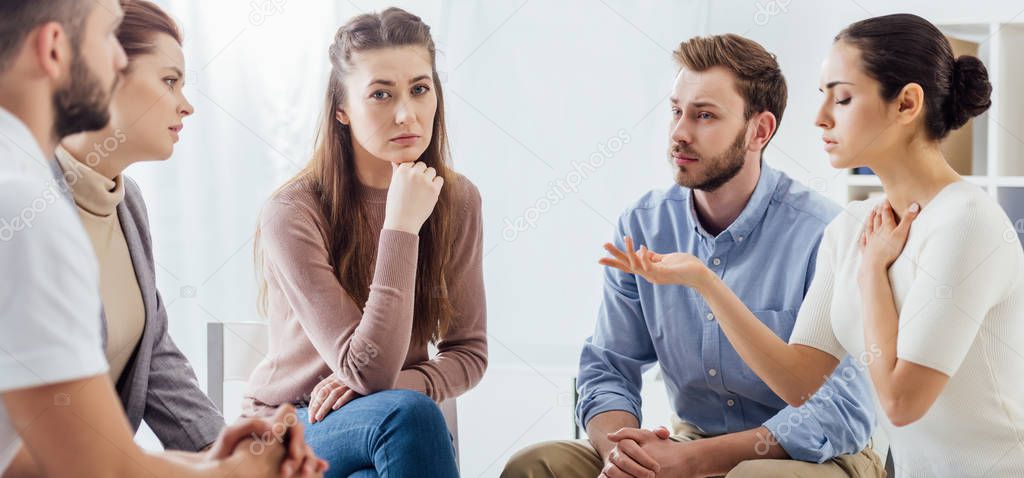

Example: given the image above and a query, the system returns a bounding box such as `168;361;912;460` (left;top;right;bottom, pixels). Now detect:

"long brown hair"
256;7;457;346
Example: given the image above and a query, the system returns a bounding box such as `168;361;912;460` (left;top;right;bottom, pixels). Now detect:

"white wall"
129;1;1023;476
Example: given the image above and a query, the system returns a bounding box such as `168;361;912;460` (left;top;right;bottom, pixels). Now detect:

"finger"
315;388;345;421
412;161;428;172
898;202;921;232
332;390;359;410
599;258;633;274
433;175;444;188
625;237;639;270
307;385;333;423
276;403;302;446
637;246;650;272
306;390;323;423
209;419;267;459
881;203;896;229
424;167;437;180
619;439;661;473
873;205;883;231
602;458;633;478
608;443;654;478
653;426;670;439
865;209;876;235
607;428;652;443
603;242;632;264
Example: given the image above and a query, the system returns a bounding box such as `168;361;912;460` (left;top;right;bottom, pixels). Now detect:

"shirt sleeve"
762;355;876;463
576;213;658;429
789;218;847;360
896;205;1020;376
0;178;107;393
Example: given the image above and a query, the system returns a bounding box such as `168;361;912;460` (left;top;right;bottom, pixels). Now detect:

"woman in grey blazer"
51;0;222;451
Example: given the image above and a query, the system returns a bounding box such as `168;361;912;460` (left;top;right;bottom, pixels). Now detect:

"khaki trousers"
501;421;886;478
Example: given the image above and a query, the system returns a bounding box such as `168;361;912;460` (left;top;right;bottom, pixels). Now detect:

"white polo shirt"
0;107;107;473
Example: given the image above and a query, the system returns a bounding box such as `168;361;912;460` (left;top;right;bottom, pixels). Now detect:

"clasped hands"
601;426;701;478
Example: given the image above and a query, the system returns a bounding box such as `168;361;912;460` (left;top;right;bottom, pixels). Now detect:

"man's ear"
32;22;70;81
894;82;925;127
746;110;778;153
335;107;349;125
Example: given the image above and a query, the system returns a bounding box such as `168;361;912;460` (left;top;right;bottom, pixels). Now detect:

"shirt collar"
683;161;782;243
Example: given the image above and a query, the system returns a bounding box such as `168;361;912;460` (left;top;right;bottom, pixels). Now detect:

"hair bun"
946;55;992;131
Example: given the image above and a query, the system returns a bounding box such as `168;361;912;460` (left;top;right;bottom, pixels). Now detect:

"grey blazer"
99;177;225;451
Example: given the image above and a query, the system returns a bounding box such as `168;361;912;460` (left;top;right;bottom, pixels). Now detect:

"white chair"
206;322;460;464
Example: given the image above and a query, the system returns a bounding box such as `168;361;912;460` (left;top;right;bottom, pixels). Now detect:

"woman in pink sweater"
243;7;487;478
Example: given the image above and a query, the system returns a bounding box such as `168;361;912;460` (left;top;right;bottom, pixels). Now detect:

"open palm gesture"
600;236;710;289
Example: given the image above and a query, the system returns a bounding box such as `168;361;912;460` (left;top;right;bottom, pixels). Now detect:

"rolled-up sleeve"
762;354;875;463
576;216;657;429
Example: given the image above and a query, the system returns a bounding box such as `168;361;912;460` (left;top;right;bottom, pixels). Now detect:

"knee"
725;460;786;478
501;442;563;478
375;390;446;428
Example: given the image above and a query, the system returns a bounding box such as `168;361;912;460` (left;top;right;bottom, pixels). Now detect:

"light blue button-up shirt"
577;163;876;463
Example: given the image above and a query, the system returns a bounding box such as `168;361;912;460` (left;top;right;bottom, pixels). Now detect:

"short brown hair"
673;34;787;147
118;0;182;66
0;0;92;72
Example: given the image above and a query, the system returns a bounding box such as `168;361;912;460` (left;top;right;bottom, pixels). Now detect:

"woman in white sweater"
601;13;1024;477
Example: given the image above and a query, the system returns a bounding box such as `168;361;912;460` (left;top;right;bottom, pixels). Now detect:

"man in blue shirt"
503;34;883;478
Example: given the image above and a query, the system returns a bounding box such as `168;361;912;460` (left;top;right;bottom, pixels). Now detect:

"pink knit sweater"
243;175;487;414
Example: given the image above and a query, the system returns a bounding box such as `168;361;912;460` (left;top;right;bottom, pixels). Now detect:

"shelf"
994;177;1024;188
844;174;990;187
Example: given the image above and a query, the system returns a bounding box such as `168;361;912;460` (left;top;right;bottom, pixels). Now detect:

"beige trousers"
501;421;886;478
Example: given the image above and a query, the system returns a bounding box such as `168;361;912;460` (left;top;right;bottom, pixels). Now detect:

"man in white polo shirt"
0;1;323;476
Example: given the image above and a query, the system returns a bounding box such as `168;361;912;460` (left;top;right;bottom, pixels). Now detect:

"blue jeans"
294;390;459;478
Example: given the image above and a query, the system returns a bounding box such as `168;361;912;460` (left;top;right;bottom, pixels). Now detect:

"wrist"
858;260;887;284
692;266;719;295
381;220;418;235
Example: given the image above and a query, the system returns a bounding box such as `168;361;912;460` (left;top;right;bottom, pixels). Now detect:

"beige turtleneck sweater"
55;146;145;382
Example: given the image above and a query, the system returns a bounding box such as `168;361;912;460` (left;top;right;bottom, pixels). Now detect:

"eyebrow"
669;97;721;109
367;75;432;87
819;81;855;92
163;66;184;77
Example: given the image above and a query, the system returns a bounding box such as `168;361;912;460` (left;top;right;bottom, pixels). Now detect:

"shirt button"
738;236;745;242
712;258;722;266
727;399;735;407
706;313;714;321
708;369;717;377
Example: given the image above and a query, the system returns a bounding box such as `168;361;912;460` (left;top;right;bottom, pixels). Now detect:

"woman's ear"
335;107;349;125
894;82;925;126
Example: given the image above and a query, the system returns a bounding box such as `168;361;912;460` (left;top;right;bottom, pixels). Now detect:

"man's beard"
53;50;117;138
672;128;747;192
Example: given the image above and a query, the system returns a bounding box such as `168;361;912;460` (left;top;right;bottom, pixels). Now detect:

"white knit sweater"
790;181;1024;477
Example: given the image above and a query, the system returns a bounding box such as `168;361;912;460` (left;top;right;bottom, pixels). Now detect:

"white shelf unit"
844;22;1024;247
